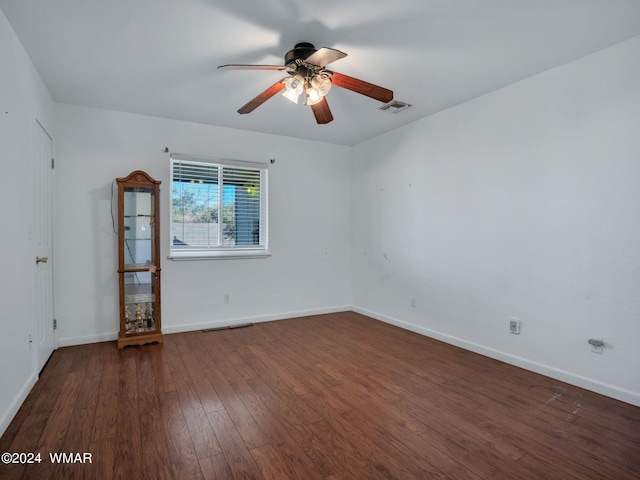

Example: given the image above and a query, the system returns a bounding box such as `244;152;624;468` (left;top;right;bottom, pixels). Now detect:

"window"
169;155;268;259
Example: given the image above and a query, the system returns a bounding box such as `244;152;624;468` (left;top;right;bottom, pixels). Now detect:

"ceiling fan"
218;42;394;124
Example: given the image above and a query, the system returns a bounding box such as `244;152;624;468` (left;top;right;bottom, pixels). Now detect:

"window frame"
168;154;269;260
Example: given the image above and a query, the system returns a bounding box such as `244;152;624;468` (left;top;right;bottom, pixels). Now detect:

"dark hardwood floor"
1;311;639;479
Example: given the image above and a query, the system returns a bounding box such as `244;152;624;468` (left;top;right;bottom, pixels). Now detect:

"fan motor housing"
284;42;317;65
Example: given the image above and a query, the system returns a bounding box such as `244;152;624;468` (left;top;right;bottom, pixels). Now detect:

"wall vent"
378;100;411;113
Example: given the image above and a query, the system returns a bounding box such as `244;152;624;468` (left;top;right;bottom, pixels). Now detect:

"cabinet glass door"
123;271;157;334
123;187;156;268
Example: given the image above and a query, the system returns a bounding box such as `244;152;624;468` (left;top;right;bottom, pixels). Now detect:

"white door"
34;120;55;372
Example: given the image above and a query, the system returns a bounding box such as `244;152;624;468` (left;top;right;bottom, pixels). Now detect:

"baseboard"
351;306;640;407
0;372;38;438
163;305;351;334
56;306;352;346
57;332;118;348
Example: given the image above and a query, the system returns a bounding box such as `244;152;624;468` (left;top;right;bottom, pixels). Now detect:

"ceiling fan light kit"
282;76;304;103
218;42;394;124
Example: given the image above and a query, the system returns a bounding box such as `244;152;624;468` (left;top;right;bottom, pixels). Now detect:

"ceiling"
2;0;640;146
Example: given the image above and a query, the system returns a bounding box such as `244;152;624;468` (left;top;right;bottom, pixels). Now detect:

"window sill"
168;249;271;261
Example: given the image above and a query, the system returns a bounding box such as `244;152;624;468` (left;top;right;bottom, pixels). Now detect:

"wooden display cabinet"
116;170;163;348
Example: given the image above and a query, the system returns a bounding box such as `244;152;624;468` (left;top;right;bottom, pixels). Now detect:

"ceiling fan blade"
218;64;286;71
329;71;393;103
237;80;286;114
310;97;334;124
304;47;347;67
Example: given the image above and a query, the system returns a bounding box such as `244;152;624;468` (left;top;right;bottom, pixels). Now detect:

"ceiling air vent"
378;100;411;113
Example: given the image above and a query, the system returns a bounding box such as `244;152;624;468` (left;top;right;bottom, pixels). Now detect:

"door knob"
36;256;48;264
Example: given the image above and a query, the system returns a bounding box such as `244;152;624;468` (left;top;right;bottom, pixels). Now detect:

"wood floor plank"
206;410;265;480
251;443;320;480
90;349;119;442
246;343;310;396
1;312;638;480
7;412;49;453
30;370;84;480
337;409;448;480
199;453;234;479
240;378;336;478
113;363;143;480
266;325;356;414
136;357;164;433
72;343;107;411
159;391;204;480
440;376;640;479
325;471;362;480
304;420;375;479
141;425;175;480
404;400;550;479
57;407;95;480
201;366;269;451
29;348;76;416
88;436;117;480
184;411;223;460
182;335;241;413
244;346;322;425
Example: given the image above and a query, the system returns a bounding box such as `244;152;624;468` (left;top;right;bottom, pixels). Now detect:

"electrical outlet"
410;297;416;308
509;319;521;335
223;294;230;304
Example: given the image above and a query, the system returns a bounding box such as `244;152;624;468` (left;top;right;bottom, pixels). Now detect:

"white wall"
0;9;55;434
53;105;352;345
352;36;640;406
